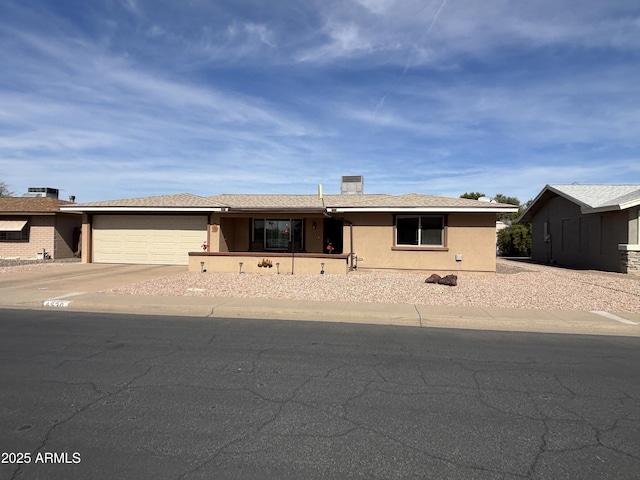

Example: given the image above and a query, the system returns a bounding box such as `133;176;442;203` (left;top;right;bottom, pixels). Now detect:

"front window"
253;218;303;250
396;215;444;246
0;219;29;241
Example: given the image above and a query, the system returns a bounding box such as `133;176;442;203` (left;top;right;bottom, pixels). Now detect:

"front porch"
189;251;351;274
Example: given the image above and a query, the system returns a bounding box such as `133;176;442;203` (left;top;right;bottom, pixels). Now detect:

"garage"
92;215;207;265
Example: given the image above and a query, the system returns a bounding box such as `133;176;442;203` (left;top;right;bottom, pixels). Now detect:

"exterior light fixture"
320;262;325;274
200;261;205;273
239;262;243;274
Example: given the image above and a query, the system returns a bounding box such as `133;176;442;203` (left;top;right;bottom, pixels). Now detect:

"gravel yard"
2;258;638;312
0;258;80;274
103;258;639;312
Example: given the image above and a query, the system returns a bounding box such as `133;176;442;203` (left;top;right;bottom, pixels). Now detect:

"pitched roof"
324;193;513;209
207;194;325;210
206;193;518;212
547;184;640;209
0;197;78;214
62;193;227;211
63;192;519;213
519;184;640;222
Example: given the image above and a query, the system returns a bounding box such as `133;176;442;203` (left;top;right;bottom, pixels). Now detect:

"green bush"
498;223;532;257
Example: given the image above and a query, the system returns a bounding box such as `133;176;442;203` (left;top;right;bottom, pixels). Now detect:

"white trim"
331;207;518;213
618;244;640;251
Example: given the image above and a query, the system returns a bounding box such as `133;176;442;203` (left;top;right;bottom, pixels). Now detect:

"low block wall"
189;252;350;275
620;247;640;274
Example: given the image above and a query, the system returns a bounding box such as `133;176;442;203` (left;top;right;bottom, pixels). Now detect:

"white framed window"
0;219;29;241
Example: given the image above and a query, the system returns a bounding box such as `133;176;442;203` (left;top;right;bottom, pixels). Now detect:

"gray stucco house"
519;184;640;274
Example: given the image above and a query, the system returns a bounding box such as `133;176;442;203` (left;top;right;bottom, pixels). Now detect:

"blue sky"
1;0;639;203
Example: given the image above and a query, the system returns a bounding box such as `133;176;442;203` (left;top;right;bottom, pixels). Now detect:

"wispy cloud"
0;0;638;202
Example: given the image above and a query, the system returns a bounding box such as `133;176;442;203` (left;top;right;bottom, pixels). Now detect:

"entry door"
323;218;343;254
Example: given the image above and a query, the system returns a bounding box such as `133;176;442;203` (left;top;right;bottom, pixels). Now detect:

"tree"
459;191;533;257
460;192;486;200
498;223;532;257
493;193;520;206
0;181;13;197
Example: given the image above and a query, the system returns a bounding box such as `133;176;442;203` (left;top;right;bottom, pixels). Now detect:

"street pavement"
1;309;639;480
0;263;639;336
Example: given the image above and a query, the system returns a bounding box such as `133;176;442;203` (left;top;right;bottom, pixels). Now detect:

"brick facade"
621;250;640;274
0;214;81;259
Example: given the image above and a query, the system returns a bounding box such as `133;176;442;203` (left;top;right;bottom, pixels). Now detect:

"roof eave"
330;207;519;213
225;207;325;213
60;206;226;213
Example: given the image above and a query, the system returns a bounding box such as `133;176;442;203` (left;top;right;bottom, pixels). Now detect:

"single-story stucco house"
518;184;640;274
62;181;517;274
0;196;82;260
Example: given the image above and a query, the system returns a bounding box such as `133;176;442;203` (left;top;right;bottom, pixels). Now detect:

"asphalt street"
1;308;639;479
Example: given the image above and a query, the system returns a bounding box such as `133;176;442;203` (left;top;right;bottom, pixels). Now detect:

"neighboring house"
518;184;640;274
0;197;82;260
62;189;518;273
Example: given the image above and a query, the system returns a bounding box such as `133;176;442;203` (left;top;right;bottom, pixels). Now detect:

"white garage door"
92;215;207;265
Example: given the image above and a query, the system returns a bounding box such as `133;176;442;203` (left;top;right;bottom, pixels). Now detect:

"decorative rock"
425;274;441;284
438;274;458;286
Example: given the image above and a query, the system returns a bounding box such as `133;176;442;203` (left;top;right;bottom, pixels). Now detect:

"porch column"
81;214;92;263
208;213;222;252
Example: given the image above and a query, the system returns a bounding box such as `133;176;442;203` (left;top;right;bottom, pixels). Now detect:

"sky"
1;0;639;204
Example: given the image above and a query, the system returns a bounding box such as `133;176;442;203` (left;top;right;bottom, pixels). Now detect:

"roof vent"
23;187;59;199
341;176;364;195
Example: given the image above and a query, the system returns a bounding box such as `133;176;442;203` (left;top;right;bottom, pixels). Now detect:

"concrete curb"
1;292;635;337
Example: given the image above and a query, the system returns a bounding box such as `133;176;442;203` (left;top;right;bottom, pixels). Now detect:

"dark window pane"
396;217;419;245
253;219;264;242
420;216;443;245
292;219;303;251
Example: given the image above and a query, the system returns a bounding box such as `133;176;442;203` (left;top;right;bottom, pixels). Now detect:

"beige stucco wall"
190;252;349;275
342;212;498;273
213;213;327;253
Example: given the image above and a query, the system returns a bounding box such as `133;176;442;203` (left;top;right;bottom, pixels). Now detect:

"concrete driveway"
0;263;185;306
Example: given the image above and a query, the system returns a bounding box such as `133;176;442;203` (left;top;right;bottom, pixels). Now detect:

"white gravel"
103;258;640;312
0;258;80;274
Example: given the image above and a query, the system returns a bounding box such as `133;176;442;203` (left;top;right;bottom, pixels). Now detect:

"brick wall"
621;250;640;274
0;216;54;259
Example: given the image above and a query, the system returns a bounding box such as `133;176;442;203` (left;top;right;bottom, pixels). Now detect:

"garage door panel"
93;215;206;265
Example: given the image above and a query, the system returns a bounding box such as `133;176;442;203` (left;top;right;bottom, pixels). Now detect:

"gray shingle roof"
65;192;518;212
66;193;227;208
207;194;324;209
518;184;640;222
547;184;640;209
208;193;517;210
